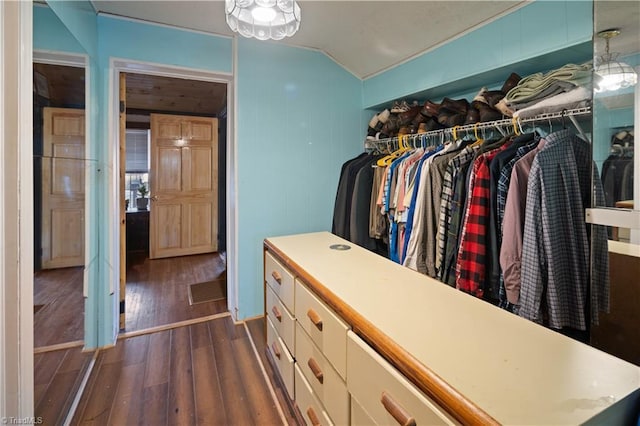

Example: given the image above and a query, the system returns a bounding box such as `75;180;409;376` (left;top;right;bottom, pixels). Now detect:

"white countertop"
266;232;640;425
609;240;640;258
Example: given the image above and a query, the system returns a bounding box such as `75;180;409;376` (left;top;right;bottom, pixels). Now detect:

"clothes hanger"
377;134;410;166
472;122;484;146
516;117;525;136
512;117;521;136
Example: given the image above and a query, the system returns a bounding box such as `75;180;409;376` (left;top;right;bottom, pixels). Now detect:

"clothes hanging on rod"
332;152;388;254
333;107;609;334
602;130;634;207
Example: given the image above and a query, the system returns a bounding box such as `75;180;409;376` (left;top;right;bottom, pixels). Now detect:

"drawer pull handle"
307;309;323;331
307;357;324;384
306;407;321;426
271;342;281;359
381;392;416;426
271;270;282;284
271;306;282;322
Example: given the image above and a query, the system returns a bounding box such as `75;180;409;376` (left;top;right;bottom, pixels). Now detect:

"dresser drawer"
351;395;375;426
266;316;294;399
347;331;458;426
295;279;349;379
295;364;334;426
296;323;349;426
265;251;295;312
266;284;295;352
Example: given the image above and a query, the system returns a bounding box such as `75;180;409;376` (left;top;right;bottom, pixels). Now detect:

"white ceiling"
90;1;527;78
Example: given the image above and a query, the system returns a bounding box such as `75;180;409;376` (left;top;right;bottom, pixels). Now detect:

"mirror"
33;62;88;348
592;1;639;238
33;3;97;350
590;0;639;367
32;2;99;422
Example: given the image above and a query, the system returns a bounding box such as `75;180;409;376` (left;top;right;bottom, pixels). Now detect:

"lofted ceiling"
90;0;527;78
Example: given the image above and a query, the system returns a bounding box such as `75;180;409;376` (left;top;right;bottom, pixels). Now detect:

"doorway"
32;61;86;349
119;71;230;333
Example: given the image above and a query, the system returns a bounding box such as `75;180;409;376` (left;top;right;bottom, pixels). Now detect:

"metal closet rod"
365;106;592;148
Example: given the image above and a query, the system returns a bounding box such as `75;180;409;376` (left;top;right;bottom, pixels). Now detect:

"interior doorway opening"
119;71;230;333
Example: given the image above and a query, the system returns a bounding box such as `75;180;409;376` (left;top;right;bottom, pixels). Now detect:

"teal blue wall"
96;17;232;73
363;1;593;108
46;0;97;57
33;5;84;53
236;39;363;318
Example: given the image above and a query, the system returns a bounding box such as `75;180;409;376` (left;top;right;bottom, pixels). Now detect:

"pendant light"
595;29;638;92
225;0;301;41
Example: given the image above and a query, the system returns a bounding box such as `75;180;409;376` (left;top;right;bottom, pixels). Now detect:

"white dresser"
264;232;640;425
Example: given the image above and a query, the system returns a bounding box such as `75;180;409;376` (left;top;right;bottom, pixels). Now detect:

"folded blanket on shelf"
508;81;577;110
504;63;593;104
513;85;591;119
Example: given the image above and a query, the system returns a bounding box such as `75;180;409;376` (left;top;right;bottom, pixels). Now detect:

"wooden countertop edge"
264;239;499;426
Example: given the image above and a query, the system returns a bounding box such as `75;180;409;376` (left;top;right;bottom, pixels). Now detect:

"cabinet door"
150;113;218;258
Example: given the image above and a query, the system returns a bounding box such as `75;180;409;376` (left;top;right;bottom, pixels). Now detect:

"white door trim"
108;57;238;341
33;50;87;68
19;1;34;416
0;0;6;415
1;0;34;417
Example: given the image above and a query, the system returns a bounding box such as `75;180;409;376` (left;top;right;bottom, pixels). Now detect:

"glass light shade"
595;59;638;92
225;0;300;41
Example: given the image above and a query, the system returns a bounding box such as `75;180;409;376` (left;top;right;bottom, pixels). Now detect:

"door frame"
1;0;33;416
108;58;237;335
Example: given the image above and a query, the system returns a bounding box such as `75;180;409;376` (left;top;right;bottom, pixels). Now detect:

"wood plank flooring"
125;252;227;332
72;315;288;425
34;347;94;425
34;266;84;347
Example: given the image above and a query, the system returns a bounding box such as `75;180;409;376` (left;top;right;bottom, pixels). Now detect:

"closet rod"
364;106;592;149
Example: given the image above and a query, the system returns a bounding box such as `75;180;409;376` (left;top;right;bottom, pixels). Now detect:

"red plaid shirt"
456;143;510;297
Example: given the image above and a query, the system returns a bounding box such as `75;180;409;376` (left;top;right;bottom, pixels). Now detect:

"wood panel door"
41;107;85;269
150;113;218;259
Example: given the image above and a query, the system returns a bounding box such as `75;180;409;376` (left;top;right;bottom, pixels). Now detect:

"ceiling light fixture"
225;0;301;41
595;28;638;92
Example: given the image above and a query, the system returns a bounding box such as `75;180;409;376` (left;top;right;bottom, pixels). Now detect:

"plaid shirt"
435;146;477;276
456;144;509;297
496;139;539;306
519;130;609;330
439;157;475;286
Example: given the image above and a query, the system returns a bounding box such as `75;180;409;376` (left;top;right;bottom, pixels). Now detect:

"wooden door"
41;107;85;269
150;113;218;259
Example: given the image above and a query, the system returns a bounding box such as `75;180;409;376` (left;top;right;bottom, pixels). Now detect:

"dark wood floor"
125;252;228;332
72;315;288;425
35;347;94;425
34;267;85;347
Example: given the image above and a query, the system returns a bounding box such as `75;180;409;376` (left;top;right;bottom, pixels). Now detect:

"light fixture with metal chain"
595;28;638;92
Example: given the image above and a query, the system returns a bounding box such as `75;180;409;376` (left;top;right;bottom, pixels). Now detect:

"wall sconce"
225;0;301;41
595;28;638;92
